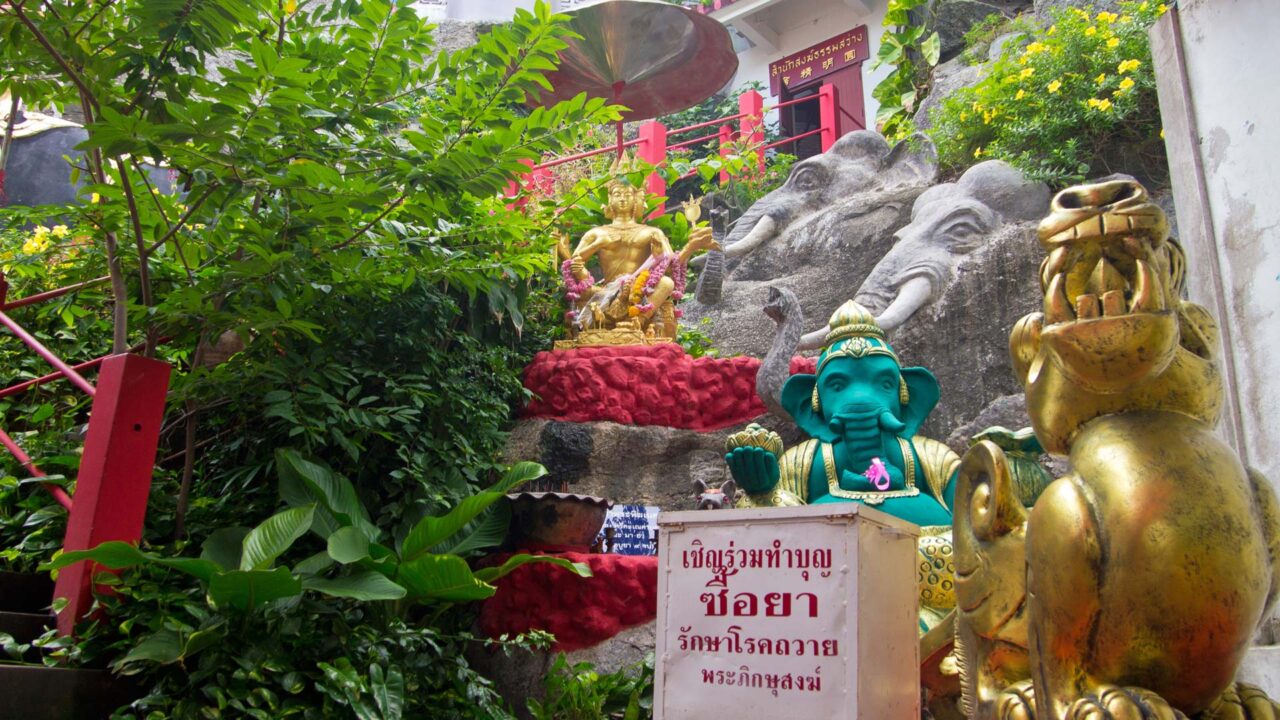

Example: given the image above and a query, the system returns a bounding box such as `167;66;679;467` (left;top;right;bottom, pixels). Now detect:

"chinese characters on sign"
768;26;870;96
654;505;920;719
597;504;659;555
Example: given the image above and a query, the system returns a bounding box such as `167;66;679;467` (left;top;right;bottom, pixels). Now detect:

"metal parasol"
529;0;739;151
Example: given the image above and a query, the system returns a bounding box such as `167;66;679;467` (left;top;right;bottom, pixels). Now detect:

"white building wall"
721;0;889;128
1151;1;1280;489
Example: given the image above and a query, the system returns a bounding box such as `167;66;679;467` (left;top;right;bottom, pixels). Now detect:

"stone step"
0;610;53;647
0;570;54;613
0;666;138;720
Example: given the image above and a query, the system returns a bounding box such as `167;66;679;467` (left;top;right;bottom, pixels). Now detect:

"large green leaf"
395;554;496;602
208;568;303;611
370;664;405;720
431;502;511;557
302;570;406;601
276;449;379;540
42;541;220;583
327;526;371;564
201;527;250;571
240;505;315;571
400;462;545;561
472;553;592;584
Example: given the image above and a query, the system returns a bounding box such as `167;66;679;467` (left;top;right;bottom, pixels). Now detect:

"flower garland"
627;270;650;317
561;258;596;321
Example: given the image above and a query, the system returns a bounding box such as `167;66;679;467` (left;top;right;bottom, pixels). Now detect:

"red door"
779;63;866;158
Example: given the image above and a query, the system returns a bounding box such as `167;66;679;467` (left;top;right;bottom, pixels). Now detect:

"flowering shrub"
927;1;1168;185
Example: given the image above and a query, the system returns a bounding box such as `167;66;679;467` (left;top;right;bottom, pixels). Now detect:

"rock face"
504;414;805;511
684;183;922;358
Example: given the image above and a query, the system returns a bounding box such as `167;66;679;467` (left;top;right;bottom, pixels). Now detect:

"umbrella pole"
612;81;626;158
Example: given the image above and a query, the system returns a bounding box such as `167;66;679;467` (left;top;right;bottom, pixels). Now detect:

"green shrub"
528;653;654;720
927;1;1169;186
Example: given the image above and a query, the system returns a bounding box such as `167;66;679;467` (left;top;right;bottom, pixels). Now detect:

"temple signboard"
654;504;920;719
768;26;870;96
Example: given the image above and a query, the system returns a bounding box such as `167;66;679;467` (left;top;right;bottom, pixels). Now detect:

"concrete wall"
1151;1;1280;489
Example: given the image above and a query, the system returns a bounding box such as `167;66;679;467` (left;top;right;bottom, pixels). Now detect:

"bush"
927;1;1169;186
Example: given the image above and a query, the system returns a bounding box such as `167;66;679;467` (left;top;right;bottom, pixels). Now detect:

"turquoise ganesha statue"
726;295;960;628
727;297;959;526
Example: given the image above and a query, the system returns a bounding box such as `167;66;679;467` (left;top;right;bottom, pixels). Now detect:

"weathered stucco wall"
1151;2;1280;489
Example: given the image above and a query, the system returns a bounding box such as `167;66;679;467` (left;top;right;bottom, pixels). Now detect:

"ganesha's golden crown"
824;300;886;345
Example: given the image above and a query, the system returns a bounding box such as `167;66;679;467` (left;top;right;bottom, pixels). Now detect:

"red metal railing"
0;271;171;633
507;84;841;213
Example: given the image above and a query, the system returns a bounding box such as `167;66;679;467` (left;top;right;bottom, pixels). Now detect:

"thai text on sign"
654;505;920;719
597;504;659;555
768;26;870;96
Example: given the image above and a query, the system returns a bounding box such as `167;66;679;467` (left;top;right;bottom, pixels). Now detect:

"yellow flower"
22;234;50;255
1020;67;1035;79
1085;26;1097;36
1160;128;1165;139
1158;3;1169;14
1047;25;1057;35
1024;42;1048;55
1048;79;1062;93
1118;59;1142;73
32;226;50;242
1015;89;1027;100
1106;37;1120;49
1096;73;1107;84
284;0;297;12
1140;1;1149;10
1087;98;1113;112
1096;11;1118;22
959;111;968;121
90;193;100;204
51;225;69;239
974;147;984;159
1118;77;1135;91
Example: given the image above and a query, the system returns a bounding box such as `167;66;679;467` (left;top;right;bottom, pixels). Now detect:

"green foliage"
676;318;720;359
46;457;589;611
959;13;1027;66
1;2;613;716
528;653;655;720
62;562;552;719
927;1;1168;185
871;0;942;140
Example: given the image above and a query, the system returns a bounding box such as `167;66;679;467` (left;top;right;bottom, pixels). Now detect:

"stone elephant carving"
694;130;937;305
798;160;1050;349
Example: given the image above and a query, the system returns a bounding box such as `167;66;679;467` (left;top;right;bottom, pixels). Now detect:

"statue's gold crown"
820;301;898;369
824;301;886;346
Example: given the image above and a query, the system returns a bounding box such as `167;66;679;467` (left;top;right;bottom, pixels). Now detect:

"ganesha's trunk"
756;286;804;418
694;213;779;304
830;409;908;476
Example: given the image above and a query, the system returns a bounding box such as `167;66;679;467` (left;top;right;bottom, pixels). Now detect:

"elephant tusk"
871;275;934;332
724;215;778;258
798;324;831;351
879;410;907;433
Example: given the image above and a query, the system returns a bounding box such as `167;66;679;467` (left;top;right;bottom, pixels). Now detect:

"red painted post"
718;124;734;185
636;120;667;213
54;353;170;635
738;89;765;173
818;83;840;153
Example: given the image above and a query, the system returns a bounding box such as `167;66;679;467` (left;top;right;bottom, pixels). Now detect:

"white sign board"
596;504;659;555
654;504;920;720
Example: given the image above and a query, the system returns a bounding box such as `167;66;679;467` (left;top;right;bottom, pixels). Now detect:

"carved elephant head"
695;131;937;303
797;161;1050;349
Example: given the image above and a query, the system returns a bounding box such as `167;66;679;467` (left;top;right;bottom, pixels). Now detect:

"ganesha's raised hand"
725;446;780;494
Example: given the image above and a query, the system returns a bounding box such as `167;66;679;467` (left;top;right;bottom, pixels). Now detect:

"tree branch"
330;192;407;251
8;0;99;112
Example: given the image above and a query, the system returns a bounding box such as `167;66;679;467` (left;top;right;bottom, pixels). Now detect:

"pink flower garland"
561;253;689;321
561;258;596;321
